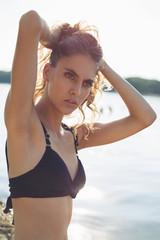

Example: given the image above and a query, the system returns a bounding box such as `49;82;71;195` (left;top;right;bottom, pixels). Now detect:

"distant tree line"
0;71;160;95
105;77;160;95
126;77;160;95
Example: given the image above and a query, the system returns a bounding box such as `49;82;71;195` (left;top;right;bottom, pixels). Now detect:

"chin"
62;109;76;116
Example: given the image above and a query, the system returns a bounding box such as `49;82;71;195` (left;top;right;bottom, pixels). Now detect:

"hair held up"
49;22;103;67
35;21;109;136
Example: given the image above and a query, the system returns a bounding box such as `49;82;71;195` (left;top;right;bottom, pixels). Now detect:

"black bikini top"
4;122;86;215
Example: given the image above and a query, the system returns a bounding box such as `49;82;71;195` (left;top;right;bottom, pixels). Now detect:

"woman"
4;10;156;240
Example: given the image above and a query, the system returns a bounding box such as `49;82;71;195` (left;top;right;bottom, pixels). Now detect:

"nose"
71;83;82;96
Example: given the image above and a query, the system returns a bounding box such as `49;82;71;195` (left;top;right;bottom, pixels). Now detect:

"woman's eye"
65;72;74;80
84;81;94;88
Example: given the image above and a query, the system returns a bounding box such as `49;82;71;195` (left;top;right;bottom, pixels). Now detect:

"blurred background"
0;0;160;239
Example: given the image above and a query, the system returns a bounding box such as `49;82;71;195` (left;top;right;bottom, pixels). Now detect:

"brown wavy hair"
34;21;109;137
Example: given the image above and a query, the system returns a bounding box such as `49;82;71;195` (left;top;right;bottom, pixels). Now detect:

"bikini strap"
41;122;79;154
62;123;79;155
41;122;51;147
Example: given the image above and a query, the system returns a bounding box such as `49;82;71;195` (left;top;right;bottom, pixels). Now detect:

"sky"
0;0;160;80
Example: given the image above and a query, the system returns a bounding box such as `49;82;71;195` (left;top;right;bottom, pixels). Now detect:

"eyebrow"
64;68;78;77
64;68;95;82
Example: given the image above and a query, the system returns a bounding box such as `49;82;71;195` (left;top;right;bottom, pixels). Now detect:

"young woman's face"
46;54;97;115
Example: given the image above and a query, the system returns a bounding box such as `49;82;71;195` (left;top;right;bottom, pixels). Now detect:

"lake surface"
0;84;160;240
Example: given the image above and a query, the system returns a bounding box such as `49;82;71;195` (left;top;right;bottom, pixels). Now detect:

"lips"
64;99;78;107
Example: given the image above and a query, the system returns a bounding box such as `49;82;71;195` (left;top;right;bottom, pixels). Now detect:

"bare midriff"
12;196;72;240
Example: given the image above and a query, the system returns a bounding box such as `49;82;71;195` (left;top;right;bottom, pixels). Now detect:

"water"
0;84;160;239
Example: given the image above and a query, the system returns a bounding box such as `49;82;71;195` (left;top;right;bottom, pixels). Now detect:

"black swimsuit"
4;122;86;215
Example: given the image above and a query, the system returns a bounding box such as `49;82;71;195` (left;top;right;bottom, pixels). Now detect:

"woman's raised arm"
100;60;157;126
5;10;51;129
78;60;157;149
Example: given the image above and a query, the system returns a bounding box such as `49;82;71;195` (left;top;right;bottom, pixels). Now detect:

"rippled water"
0;84;160;239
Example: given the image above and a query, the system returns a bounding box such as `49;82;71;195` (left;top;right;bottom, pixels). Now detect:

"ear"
43;63;52;82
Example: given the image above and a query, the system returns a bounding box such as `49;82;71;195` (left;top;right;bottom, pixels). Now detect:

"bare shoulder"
76;123;95;150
